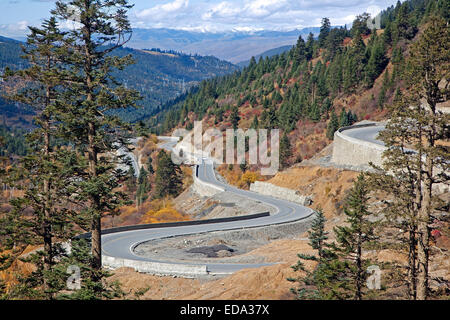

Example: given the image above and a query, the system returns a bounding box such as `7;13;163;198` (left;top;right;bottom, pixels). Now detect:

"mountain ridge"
127;27;321;63
0;36;238;125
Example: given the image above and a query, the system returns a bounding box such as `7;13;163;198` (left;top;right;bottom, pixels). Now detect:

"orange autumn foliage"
240;171;259;188
0;246;37;294
141;202;190;224
217;165;265;189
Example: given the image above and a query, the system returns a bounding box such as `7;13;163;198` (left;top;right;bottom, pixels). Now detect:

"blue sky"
1;0;400;38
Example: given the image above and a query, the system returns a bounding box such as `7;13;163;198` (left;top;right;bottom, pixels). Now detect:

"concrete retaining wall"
192;174;225;197
249;181;312;206
102;255;208;277
331;124;448;193
331;123;385;167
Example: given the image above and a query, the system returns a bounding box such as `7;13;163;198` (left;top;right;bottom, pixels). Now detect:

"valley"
0;0;448;304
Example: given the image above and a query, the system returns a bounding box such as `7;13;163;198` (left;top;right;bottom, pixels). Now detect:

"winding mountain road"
340;124;385;146
101;125;385;275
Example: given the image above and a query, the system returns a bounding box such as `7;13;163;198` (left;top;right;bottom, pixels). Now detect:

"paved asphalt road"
102;125;385;274
341;125;385;146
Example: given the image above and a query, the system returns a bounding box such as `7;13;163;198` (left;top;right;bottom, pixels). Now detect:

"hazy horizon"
1;0;399;39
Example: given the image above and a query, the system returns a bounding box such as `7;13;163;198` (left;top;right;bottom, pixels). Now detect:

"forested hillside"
236;45;294;67
0;37;238;125
112;47;238;122
149;0;448;167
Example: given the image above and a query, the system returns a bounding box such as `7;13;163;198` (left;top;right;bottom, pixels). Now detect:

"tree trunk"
417;155;432;300
407;224;417;300
417;101;437;300
43;120;53;298
355;229;362;300
43;73;53;298
408;137;422;300
83;15;102;273
88;120;102;271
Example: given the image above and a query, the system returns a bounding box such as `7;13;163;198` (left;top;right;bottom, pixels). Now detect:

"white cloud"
243;0;287;18
202;0;287;21
0;0;399;39
16;20;29;30
0;20;29;37
202;1;240;20
131;0;399;31
136;0;189;19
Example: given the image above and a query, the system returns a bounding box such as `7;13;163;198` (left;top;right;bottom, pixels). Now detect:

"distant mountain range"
0;35;238;125
127;27;320;64
0;26;321;126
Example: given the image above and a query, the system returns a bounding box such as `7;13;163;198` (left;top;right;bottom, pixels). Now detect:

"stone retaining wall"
331;123;385;167
102;255;208;277
192;174;225;197
249;181;312;206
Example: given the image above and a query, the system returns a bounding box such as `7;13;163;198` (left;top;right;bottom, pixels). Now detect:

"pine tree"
251;115;259;129
294;35;307;64
339;108;349;127
366;38;388;86
326;110;339;140
319;18;331;47
55;239;124;300
230;105;240;130
395;2;417;41
383;21;393;45
305;33;315;60
290;174;377;300
263;105;278;129
371;16;449;300
378;70;390;109
50;0;140;279
136;167;151;206
154;149;183;199
343;32;367;91
307;210;329;260
368;111;421;299
147;156;154;174
351;13;371;38
279;133;292;169
331;173;375;300
403;16;449;300
288;209;330;299
1;18;79;299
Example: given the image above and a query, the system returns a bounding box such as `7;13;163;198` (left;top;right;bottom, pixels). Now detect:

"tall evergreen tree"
395;2;417;41
319;18;331;47
154;149;183;199
136;167;151;206
402;16;449;300
288;209;330;299
147;156;155;174
294;35;307;64
331;173;375;300
251;114;259;129
279;133;292;169
372;16;449;300
51;0;140;278
305;32;315;60
326;110;339;140
1;18;79;299
230;105;240;130
351;13;371;37
366;38;388;86
368;109;422;299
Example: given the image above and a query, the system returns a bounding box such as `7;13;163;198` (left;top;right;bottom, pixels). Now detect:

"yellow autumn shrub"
141;202;190;224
